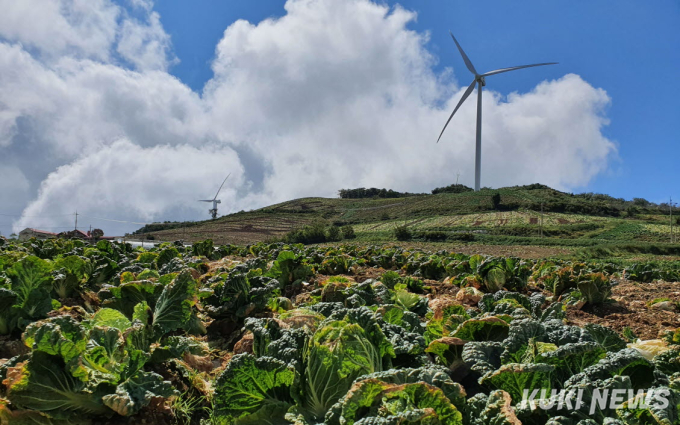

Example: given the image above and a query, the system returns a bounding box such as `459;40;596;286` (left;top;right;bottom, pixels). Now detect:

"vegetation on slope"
131;184;680;249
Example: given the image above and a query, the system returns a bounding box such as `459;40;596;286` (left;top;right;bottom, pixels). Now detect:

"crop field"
136;213;317;245
136;186;679;250
1;236;680;424
141;209;677;248
354;211;607;232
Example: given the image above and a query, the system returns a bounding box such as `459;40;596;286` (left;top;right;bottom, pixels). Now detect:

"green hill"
131;185;679;253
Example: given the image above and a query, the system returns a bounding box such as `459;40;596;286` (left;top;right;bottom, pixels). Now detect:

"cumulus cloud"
117;10;176;71
0;0;120;62
0;166;31;217
14;140;243;233
0;0;174;70
128;0;153;12
0;42;202;159
1;0;616;236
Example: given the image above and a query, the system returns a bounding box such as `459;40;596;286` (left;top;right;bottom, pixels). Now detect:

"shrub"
449;232;476;242
491;192;501;210
341;225;356;239
305;221;329;243
431;184;473;194
338;187;415;199
423;231;447;242
394;225;412;241
327;225;341;242
284;220;329;244
284;221;356;244
624;206;639;218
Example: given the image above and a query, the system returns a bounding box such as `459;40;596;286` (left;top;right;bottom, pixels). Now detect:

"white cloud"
117;11;176;71
0;0;120;62
3;0;616;235
0;0;174;71
203;0;614;201
0;165;30;207
128;0;153;12
0;42;203;159
14;140;243;234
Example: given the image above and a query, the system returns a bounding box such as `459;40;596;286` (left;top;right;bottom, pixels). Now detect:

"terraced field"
132;186;679;249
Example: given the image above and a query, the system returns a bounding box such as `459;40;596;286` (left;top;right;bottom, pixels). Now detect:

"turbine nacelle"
199;173;231;220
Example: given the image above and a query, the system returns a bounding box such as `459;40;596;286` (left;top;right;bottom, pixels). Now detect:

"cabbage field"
0;237;679;424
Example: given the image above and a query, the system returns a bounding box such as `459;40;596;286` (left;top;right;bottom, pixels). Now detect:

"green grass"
133;185;680;259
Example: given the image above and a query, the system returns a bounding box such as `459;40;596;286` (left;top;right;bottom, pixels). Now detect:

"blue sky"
157;0;680;203
1;0;679;236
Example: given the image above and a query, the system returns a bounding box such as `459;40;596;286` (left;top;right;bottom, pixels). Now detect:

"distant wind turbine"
437;32;557;191
199;173;231;219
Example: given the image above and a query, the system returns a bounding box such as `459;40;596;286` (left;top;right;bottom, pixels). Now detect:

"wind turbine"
199;173;231;219
437;32;557;191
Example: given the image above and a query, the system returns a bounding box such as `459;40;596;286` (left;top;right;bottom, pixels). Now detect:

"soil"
566;279;680;339
0;335;29;358
352;267;387;282
425;279;461;298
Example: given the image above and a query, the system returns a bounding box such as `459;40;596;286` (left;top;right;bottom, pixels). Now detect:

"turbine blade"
481;62;558;77
213;172;231;200
437;79;477;143
450;32;478;75
198;200;213;202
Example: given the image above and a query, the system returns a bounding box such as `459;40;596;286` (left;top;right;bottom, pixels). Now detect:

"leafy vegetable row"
0;237;677;424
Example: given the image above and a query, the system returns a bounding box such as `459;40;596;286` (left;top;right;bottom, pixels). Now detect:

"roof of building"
24;228;58;236
58;229;91;238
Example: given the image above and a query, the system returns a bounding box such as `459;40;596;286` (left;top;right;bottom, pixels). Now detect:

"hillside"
131;185;679;251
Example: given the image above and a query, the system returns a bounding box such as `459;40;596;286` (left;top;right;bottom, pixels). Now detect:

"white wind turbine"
437;32;557;191
199;173;231;219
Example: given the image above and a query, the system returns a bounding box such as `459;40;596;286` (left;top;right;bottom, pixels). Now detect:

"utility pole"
456;171;460;185
671;197;675;244
74;210;78;231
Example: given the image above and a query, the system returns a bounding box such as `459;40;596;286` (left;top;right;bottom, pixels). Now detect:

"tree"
341;225;356;240
91;228;104;240
327;225;341;242
431;184;473;194
394;225;412;241
491;192;501;210
625;206;639;218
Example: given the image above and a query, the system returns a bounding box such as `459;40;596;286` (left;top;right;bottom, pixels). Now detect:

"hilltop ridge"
131;184;679;251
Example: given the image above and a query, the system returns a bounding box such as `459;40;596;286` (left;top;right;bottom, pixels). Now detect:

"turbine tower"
199;173;231;219
437;32;557;191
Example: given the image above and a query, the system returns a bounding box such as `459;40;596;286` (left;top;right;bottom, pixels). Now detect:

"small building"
58;229;114;242
58;229;92;240
18;228;58;241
